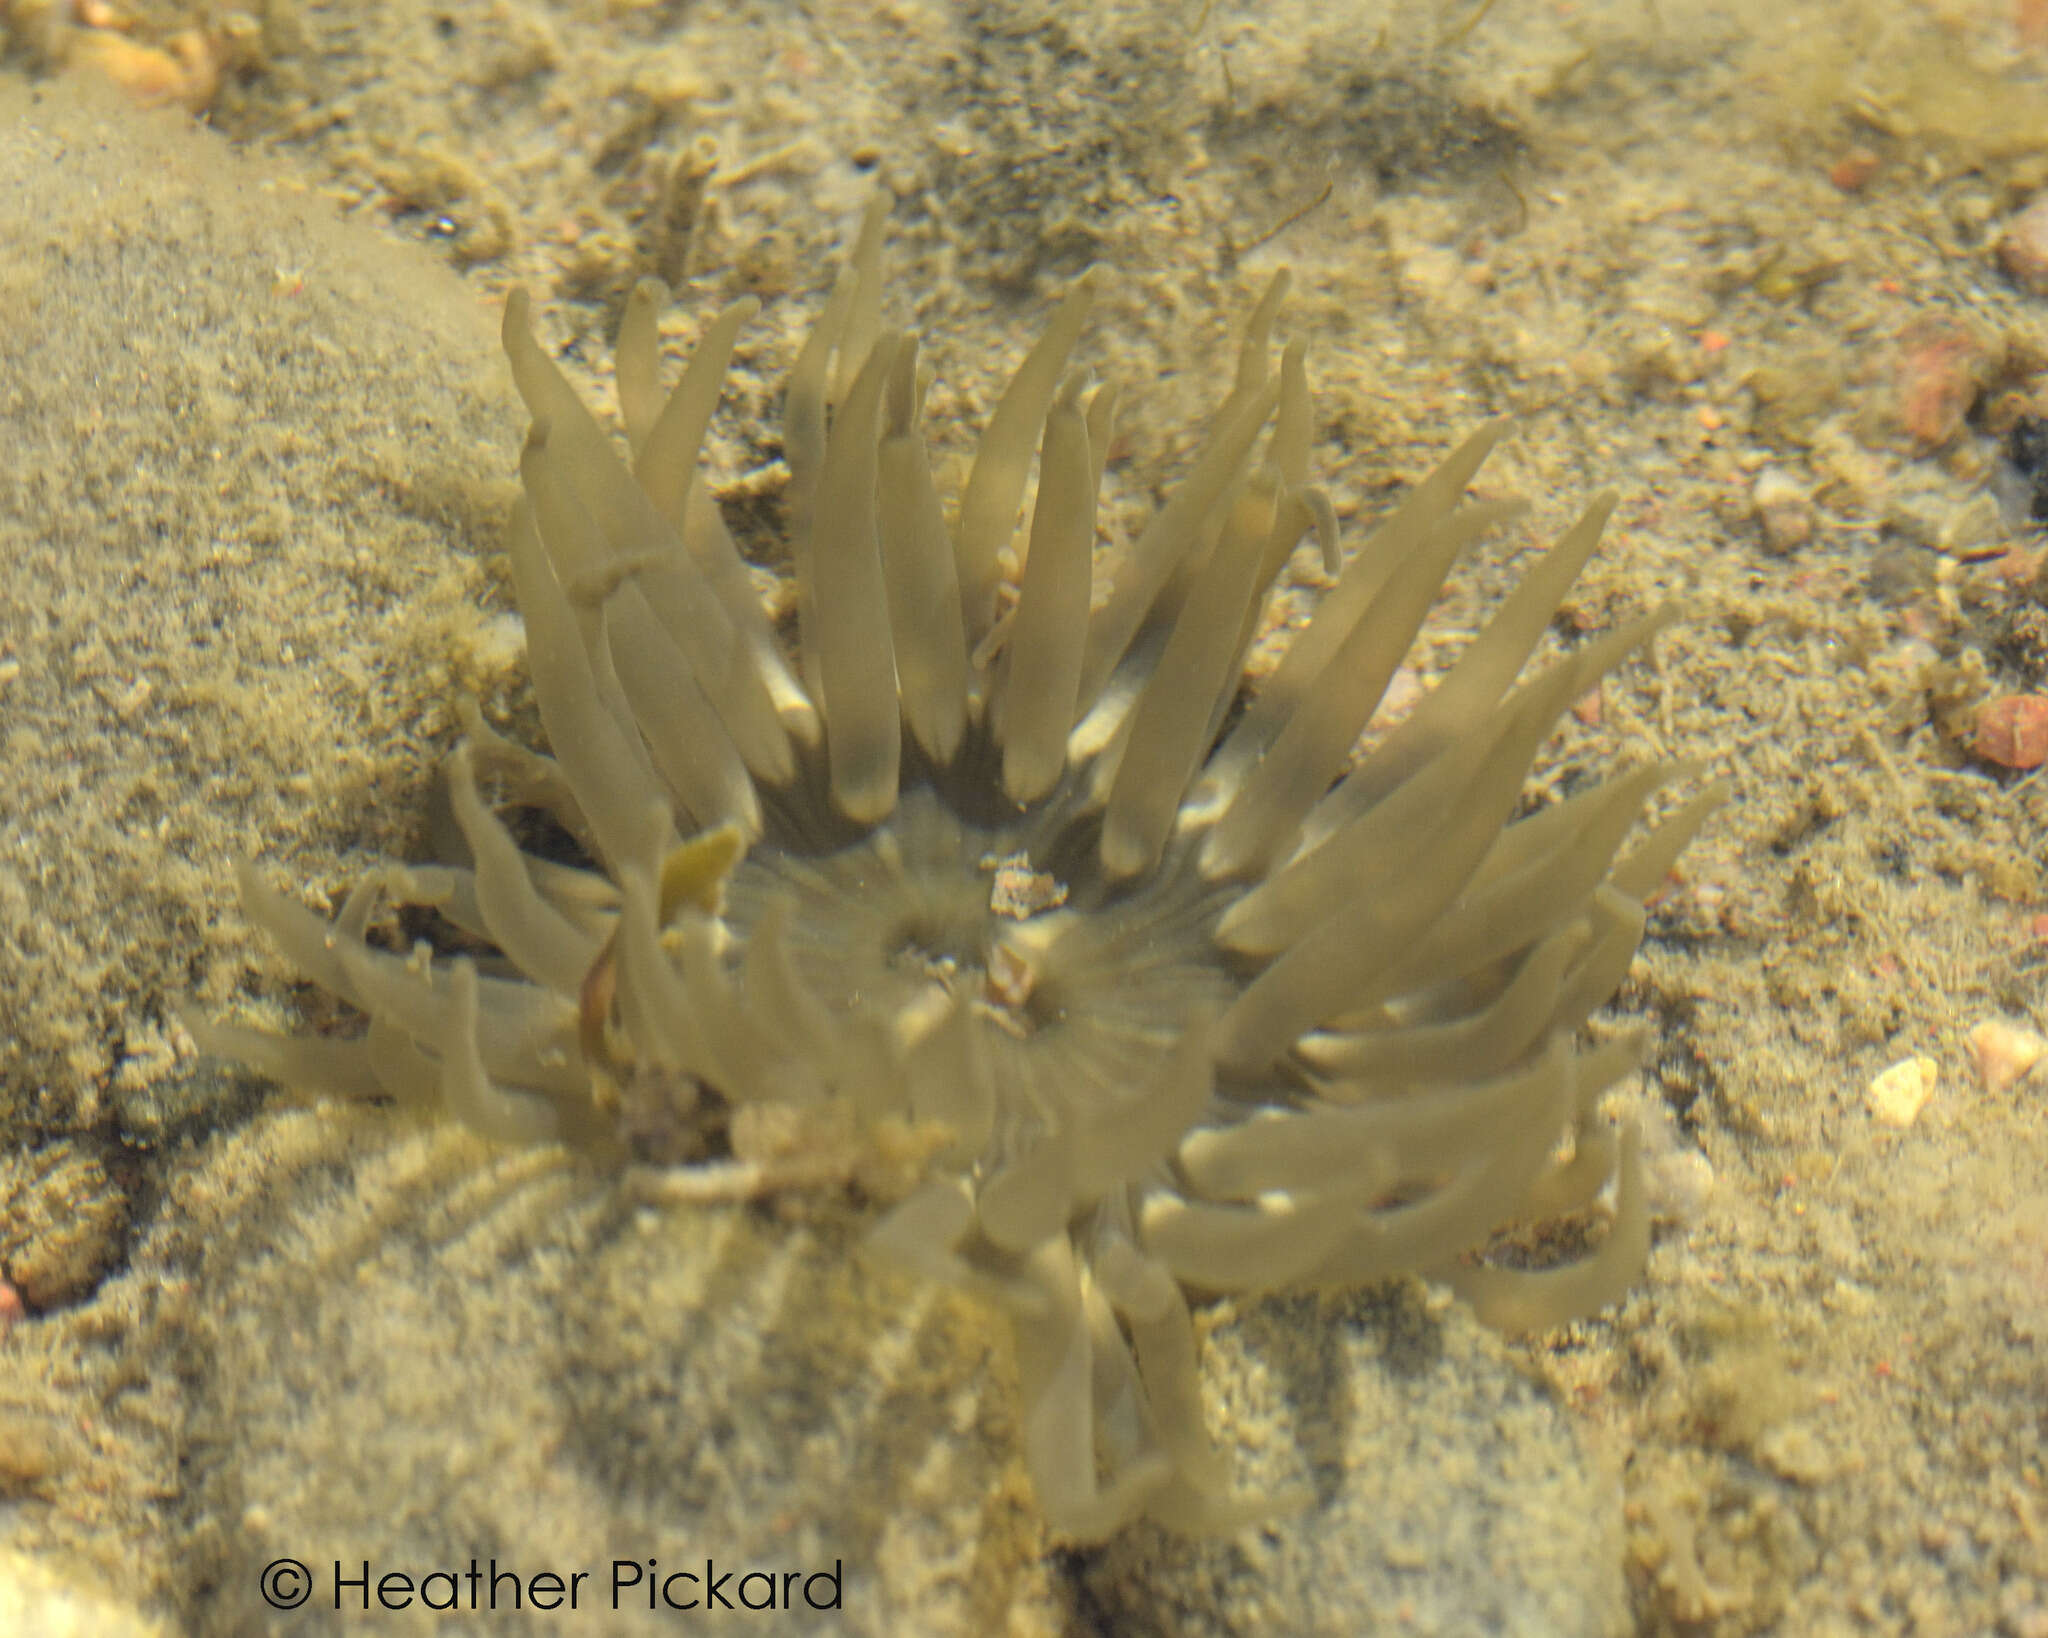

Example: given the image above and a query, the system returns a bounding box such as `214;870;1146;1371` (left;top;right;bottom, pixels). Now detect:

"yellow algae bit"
657;822;747;922
579;822;749;1103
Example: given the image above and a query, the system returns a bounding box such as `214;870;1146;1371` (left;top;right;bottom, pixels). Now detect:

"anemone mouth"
725;778;1242;1147
188;196;1722;1542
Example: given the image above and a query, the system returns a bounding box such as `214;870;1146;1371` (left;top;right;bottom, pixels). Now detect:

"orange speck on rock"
1698;329;1730;354
1974;695;2048;769
1830;149;1881;191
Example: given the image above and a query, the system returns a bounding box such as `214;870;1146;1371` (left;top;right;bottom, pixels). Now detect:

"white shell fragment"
1866;1055;1938;1128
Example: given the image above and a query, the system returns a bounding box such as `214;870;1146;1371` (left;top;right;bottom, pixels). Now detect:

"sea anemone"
188;199;1717;1540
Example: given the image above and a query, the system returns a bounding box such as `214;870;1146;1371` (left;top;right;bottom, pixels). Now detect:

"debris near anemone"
187;197;1719;1542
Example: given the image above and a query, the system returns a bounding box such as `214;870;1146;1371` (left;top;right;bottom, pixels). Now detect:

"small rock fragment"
1968;1017;2048;1093
1999;197;2048;298
2006;416;2048;526
1896;318;1989;449
1756;1419;1835;1484
0;1141;128;1309
1752;467;1815;554
1867;1055;1937;1127
67;25;232;114
1629;1096;1715;1223
1828;148;1880;192
1974;695;2048;769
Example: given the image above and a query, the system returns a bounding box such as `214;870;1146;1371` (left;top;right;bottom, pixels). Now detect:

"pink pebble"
1999;197;2048;298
